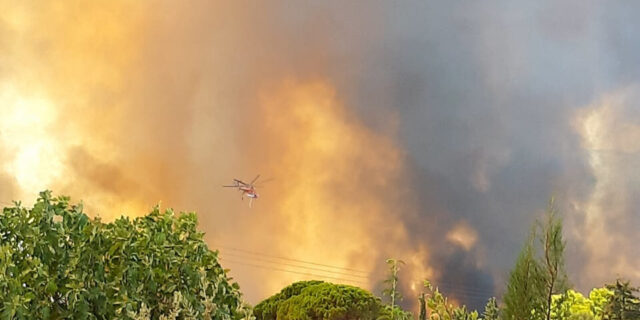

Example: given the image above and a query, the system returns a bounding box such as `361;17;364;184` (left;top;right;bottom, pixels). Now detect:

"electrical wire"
218;250;370;280
219;257;368;286
215;248;495;300
213;243;369;274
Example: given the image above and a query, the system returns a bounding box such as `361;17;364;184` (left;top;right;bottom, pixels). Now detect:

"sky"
1;0;640;311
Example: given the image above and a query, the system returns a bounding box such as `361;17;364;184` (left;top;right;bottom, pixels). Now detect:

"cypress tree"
502;230;545;320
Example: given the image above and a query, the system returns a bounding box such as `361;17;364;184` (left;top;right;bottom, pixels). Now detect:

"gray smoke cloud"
242;0;640;308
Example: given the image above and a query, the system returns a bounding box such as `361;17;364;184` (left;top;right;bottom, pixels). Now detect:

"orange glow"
225;79;431;297
446;220;478;251
0;1;435;307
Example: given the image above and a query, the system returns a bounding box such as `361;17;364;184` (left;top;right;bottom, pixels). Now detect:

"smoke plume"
1;0;639;311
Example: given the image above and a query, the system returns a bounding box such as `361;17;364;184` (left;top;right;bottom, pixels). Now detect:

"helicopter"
223;175;269;208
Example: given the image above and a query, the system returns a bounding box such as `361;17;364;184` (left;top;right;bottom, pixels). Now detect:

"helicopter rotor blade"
250;174;261;185
257;178;274;184
253;177;274;188
235;179;249;185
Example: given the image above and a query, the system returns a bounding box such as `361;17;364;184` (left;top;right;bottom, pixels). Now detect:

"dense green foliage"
502;232;545;320
481;297;499;320
603;279;640;320
416;280;478;320
502;200;640;320
253;280;402;320
549;288;612;320
253;280;324;319
1;192;637;320
0;191;250;319
503;202;570;320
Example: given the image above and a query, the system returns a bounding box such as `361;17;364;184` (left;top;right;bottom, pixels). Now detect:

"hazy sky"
1;0;639;311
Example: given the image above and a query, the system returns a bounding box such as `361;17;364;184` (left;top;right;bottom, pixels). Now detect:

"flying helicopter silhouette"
223;175;271;208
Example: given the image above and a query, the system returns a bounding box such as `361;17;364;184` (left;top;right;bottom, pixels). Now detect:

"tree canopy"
0;191;250;319
604;279;640;320
502;231;545;320
253;280;401;320
550;288;613;320
503;201;570;320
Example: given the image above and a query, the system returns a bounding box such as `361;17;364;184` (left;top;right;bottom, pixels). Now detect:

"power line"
435;287;494;300
434;283;495;296
212;243;369;274
218;252;494;299
438;293;494;302
221;253;370;281
218;250;370;280
218;252;370;284
213;244;495;299
219;257;368;286
218;252;371;284
427;283;494;299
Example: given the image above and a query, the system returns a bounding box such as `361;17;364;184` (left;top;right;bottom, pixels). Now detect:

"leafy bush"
549;288;612;320
254;280;401;320
0;191;250;319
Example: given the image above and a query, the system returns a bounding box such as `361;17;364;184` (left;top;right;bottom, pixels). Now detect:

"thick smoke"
1;0;640;311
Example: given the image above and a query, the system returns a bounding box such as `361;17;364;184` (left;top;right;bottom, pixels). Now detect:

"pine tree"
503;199;571;320
502;230;545;320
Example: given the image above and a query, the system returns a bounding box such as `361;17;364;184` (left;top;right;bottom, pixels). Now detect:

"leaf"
23;292;36;302
108;243;120;257
46;281;58;295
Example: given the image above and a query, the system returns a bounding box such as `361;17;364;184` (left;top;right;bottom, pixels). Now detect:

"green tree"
590;287;614;318
482;297;499;320
0;191;250;319
383;258;405;314
502;231;545;320
253;280;405;320
452;306;478;320
421;280;479;320
503;200;571;320
546;287;613;320
550;290;593;320
539;200;569;320
603;279;640;320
